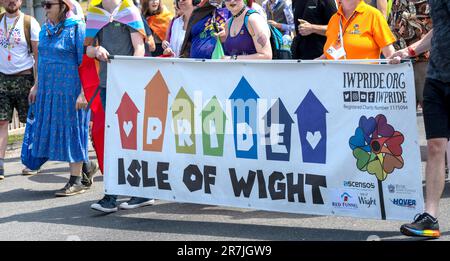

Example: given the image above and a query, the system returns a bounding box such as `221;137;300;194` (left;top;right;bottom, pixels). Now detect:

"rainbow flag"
84;0;146;46
146;6;173;42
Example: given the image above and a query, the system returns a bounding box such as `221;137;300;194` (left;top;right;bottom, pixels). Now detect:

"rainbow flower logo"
349;114;405;181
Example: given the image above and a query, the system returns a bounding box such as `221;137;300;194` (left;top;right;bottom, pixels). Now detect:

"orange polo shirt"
323;1;396;59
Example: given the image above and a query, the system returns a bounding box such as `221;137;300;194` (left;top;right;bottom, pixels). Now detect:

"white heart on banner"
123;121;133;137
306;131;322;150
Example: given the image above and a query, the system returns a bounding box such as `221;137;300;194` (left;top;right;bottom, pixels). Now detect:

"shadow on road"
23;167;103;184
440;181;450;198
0;185;316;220
4;156;21;164
0;198;410;241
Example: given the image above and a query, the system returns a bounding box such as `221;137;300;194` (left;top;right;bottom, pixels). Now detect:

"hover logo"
390;198;416;208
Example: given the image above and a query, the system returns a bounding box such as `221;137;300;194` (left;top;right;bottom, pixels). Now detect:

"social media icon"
368;92;375;103
360;92;367;102
343;91;351;102
352;91;359;102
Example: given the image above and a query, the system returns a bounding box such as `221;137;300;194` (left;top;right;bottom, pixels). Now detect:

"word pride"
115;71;329;164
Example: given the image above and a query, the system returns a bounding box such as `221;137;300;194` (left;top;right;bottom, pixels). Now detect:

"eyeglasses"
41;1;61;9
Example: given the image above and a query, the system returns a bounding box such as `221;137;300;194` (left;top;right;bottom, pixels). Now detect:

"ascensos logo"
343;181;375;189
390;198;416;208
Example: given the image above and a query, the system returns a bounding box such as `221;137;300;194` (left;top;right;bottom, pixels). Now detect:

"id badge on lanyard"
327;17;347;60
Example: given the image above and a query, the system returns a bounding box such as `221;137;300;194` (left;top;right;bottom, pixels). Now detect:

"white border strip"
109;55;411;65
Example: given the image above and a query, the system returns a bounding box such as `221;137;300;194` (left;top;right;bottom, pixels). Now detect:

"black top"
427;0;450;82
291;0;337;59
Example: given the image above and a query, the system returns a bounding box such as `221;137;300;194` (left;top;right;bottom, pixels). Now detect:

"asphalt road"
0;113;449;241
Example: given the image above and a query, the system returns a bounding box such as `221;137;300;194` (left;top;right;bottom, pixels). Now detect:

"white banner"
104;57;423;220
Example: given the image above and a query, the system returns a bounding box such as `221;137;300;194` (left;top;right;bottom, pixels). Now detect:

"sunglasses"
41;1;61;9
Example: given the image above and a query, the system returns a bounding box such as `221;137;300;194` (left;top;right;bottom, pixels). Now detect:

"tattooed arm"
238;14;272;60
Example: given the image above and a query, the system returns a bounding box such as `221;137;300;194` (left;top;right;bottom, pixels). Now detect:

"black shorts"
423;78;450;140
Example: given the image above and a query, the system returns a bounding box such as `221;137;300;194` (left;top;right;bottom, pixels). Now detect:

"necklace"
233;6;246;18
3;13;21;62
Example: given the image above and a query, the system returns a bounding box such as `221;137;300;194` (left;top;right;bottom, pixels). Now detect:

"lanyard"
3;14;21;61
3;14;21;46
338;12;358;60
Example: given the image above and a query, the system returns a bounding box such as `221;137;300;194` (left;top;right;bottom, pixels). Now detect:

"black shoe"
91;195;118;213
119;197;155;210
400;213;440;238
81;161;99;188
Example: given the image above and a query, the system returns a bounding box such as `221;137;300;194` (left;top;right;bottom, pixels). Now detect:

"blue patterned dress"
32;20;89;163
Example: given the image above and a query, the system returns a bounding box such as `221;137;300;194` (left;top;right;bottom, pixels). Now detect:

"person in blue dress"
179;0;230;58
28;0;89;197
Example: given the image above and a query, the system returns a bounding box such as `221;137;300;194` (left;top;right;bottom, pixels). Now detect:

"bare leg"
0;121;9;160
424;138;448;218
69;162;83;177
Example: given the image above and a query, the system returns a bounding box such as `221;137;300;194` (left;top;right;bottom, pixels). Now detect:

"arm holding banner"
389;29;433;63
381;44;395;58
315;54;327;60
87;45;110;62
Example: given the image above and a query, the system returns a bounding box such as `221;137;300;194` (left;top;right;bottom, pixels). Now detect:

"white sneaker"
90;195;119;213
91;203;118;213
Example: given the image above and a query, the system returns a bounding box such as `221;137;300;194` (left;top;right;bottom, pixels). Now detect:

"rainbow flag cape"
84;0;146;46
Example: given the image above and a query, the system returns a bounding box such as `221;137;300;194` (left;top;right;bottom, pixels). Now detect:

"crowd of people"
0;0;449;239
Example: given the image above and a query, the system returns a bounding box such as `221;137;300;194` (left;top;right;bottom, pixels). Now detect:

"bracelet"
407;46;417;57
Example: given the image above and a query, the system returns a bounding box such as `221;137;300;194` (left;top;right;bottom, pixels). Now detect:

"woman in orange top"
319;0;396;60
142;0;174;56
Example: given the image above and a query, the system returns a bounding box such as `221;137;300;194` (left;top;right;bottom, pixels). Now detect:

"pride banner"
104;57;423;221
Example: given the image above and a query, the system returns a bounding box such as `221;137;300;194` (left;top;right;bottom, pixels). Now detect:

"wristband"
408;46;417;57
